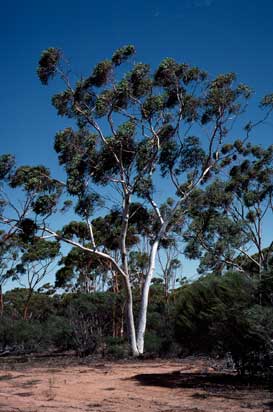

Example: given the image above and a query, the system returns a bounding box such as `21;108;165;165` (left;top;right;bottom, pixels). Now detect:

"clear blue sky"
1;0;273;167
1;0;273;281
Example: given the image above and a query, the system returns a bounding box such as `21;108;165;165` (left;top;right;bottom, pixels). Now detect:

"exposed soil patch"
0;357;271;412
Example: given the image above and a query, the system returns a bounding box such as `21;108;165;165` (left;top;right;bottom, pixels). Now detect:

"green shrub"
105;337;129;359
43;315;73;350
174;272;273;376
0;317;44;352
66;293;114;356
145;284;178;356
143;332;163;355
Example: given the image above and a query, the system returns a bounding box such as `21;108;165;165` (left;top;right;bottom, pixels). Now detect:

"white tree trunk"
136;239;160;354
125;277;139;356
120;193;140;356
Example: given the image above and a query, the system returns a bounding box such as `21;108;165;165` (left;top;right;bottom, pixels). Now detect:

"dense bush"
174;272;273;376
43;315;73;351
3;288;59;320
145;284;177;356
0;317;44;352
66;293;114;356
104;337;130;359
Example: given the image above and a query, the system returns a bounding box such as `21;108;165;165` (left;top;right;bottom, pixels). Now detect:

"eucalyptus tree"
55;247;105;292
158;249;182;301
0;233;20;316
0;45;259;355
184;142;273;275
7;238;59;320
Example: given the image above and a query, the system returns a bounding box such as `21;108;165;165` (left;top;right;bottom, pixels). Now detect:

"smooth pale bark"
136;239;160;354
120;193;140;356
124;275;139;356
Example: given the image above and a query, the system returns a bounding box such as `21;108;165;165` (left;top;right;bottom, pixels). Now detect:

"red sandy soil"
0;357;272;412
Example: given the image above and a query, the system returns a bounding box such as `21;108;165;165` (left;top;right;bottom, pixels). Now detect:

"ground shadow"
132;370;272;392
132;371;273;409
265;401;273;410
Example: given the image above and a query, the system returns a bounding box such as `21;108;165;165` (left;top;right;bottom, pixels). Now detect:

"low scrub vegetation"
1;270;273;377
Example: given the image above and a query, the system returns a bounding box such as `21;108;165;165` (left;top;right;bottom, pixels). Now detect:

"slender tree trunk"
164;267;169;303
136;239;160;354
23;302;29;320
120;193;140;356
112;273;125;338
120;302;125;337
0;285;3;317
23;291;33;320
124;276;139;356
112;297;117;338
257;211;263;305
112;272;118;337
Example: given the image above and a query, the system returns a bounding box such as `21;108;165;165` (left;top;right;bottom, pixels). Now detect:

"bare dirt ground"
0;356;272;412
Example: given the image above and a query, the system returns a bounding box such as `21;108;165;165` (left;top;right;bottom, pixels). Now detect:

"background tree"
158;239;182;301
9;238;60;320
184;143;273;275
0;233;20;316
55;247;108;293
